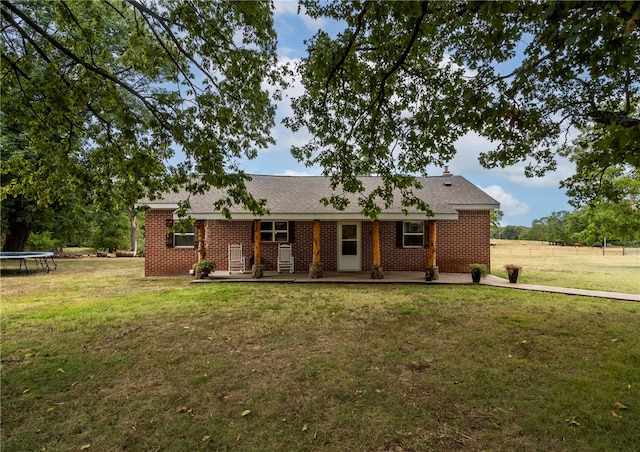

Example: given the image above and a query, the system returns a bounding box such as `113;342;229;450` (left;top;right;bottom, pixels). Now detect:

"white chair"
228;244;245;274
277;243;294;273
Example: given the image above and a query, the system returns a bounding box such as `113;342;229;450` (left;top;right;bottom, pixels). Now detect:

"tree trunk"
129;207;138;254
2;216;32;251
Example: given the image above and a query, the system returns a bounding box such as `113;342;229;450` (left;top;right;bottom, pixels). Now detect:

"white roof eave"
179;212;459;221
138;202;179;210
452;204;501;210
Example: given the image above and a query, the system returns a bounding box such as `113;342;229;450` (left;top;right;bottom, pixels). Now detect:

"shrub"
469;263;488;277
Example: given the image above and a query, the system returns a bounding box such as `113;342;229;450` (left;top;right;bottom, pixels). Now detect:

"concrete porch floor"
192;270;468;284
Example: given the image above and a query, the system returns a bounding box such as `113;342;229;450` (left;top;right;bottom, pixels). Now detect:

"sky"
237;1;575;227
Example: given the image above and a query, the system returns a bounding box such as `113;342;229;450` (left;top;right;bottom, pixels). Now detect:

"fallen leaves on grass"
611;410;622;418
613;402;629;410
80;445;90;450
565;416;580;426
241;409;251;417
408;359;433;372
177;407;195;416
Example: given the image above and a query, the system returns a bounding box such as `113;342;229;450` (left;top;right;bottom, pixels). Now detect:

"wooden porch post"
252;219;263;278
309;219;324;278
371;220;383;279
426;220;439;280
197;221;206;262
312;220;321;263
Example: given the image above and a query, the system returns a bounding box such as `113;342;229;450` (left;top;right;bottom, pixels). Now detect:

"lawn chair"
228;244;245;274
277;243;294;273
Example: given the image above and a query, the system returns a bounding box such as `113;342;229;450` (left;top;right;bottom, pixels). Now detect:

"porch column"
309;219;324;278
197;220;206;262
252;219;263;278
426;220;439;280
371;219;383;279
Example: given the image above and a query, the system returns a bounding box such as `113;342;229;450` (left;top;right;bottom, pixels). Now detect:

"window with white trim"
403;221;424;247
260;221;289;242
174;223;195;247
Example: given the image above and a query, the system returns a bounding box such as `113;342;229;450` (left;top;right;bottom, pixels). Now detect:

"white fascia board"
141;203;180;210
186;212;459;221
452;204;500;210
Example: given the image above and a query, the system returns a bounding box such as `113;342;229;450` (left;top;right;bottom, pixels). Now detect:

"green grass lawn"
491;239;640;294
1;258;639;451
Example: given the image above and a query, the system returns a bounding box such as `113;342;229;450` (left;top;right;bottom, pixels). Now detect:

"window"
260;221;289;242
341;224;358;255
403;221;424;247
174;223;195;247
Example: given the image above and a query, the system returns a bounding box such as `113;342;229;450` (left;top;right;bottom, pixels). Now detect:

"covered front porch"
195;218;440;280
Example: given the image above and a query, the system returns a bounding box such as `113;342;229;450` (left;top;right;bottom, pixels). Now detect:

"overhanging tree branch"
125;0;226;96
2;0;172;130
369;1;429;124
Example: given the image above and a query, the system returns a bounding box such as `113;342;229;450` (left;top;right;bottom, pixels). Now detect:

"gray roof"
141;174;500;220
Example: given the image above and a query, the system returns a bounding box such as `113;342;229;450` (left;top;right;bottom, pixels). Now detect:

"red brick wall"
144;210;199;276
361;221;428;271
144;211;491;276
437;210;492;273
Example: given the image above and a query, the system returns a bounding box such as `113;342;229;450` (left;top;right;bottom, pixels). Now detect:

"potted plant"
505;264;522;283
195;259;215;278
469;263;488;283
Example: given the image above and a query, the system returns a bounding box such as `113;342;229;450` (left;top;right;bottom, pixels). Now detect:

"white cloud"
273;0;299;16
278;169;317;176
273;0;328;33
440;131;575;190
481;185;530;218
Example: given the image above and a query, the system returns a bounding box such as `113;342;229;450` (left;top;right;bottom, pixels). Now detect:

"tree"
518;211;572;244
0;106;91;251
89;210;130;253
573;169;640;245
490;209;503;238
519;220;545;242
560;110;640;207
521;171;640;246
1;0;283;249
285;1;640;217
502;225;522;241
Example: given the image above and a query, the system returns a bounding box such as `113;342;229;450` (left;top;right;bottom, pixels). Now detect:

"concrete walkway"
192;271;639;302
481;274;640;302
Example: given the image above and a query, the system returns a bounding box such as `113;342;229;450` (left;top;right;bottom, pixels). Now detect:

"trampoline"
0;251;57;275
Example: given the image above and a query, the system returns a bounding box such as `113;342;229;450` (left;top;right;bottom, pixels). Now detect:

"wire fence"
492;244;640;257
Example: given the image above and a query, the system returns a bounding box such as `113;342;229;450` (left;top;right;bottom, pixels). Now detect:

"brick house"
140;173;499;277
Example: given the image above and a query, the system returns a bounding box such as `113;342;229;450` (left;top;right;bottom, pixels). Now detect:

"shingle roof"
141;174;499;220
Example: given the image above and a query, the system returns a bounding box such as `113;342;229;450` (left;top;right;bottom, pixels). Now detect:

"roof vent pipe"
442;166;452;176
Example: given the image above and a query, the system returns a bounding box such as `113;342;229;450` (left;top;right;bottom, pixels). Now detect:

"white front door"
337;222;361;271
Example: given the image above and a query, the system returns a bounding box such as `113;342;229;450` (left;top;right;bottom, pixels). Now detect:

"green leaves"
286;1;464;217
288;1;639;214
1;0;284;217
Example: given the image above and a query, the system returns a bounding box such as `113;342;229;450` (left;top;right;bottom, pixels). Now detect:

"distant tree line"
493;203;640;247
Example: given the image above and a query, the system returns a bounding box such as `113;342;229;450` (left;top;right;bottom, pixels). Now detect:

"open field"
1;258;639;451
490;239;640;294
